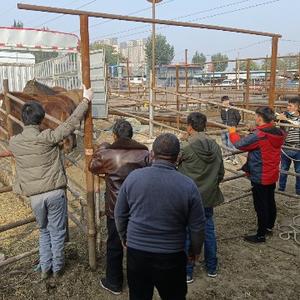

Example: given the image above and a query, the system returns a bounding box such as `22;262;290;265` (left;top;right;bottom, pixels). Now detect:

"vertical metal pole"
237;56;240;91
126;58;131;97
269;36;279;108
176;65;180;129
152;0;156;89
265;55;268;94
150;0;156;138
245;59;251;121
80;14;96;270
149;71;154;138
212;67;215;99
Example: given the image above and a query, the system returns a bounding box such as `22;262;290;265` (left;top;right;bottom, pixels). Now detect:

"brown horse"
0;80;81;152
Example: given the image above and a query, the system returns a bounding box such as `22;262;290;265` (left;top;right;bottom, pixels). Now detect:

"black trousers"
106;217;123;288
127;247;187;300
251;182;277;236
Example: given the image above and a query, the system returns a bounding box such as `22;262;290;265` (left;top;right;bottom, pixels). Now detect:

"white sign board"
0;27;79;52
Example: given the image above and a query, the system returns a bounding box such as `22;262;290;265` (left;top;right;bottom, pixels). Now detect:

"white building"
95;38;147;76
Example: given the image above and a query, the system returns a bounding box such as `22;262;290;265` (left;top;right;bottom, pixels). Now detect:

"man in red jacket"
229;107;285;243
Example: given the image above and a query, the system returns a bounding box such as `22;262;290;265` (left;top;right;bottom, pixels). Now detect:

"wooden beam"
80;14;96;270
17;3;281;38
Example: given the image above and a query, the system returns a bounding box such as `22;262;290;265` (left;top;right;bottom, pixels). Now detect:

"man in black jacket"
115;133;205;300
220;95;241;164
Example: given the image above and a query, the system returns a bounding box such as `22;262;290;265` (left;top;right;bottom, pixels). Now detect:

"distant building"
204;63;214;72
95;38;147;76
119;39;147;76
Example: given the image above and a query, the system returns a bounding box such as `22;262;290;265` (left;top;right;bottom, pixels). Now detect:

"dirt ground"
0;124;299;300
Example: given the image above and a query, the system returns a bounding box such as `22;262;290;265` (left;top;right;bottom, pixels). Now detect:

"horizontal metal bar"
17;3;281;38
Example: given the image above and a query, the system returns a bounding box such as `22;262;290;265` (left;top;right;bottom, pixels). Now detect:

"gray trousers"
30;189;67;273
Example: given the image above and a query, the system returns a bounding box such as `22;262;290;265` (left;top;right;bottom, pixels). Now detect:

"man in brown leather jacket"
89;119;149;295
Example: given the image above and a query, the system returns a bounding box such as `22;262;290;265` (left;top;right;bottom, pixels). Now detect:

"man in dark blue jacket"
115;133;205;300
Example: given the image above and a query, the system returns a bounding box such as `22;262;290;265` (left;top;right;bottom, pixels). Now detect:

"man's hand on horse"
82;84;94;103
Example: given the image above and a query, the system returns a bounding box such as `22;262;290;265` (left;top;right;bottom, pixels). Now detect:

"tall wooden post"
3;79;16;182
298;53;300;96
176;65;180;129
80;14;96;270
185;49;188;109
235;59;238;91
269;36;279;108
3;79;13;137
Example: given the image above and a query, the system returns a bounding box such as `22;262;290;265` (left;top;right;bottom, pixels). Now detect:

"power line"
88;0;176;30
69;0;176;34
175;39;270;60
282;39;300;44
90;0;254;41
34;0;97;28
0;5;15;19
91;0;281;42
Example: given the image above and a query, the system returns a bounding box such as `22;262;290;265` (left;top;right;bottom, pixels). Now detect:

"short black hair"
152;133;180;162
21;101;45;125
288;96;300;105
187;112;207;132
255;107;275;123
113;119;133;139
221;95;229;102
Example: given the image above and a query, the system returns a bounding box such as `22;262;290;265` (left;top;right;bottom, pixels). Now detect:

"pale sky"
1;0;299;62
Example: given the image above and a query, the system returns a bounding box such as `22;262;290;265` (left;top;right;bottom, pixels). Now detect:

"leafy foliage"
191;51;206;69
90;42;125;66
211;53;229;72
145;34;174;70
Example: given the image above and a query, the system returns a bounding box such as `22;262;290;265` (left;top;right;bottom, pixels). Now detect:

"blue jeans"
185;207;217;276
279;149;300;193
30;189;67;273
221;132;236;157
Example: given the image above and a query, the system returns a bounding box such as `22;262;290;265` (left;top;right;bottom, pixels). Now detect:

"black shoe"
100;278;122;295
186;275;194;284
41;269;51;280
244;234;266;243
53;268;64;278
278;187;285;192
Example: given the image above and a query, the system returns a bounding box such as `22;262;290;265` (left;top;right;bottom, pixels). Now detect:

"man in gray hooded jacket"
178;112;224;281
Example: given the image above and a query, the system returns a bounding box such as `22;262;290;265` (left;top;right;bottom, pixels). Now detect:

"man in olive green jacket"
2;85;93;279
178;112;224;281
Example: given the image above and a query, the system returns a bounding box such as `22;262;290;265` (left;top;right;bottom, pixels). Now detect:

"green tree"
145;34;174;70
12;20;23;28
237;61;260;71
90;42;125;66
211;53;229;72
261;56;299;71
33;52;59;63
191;51;206;69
